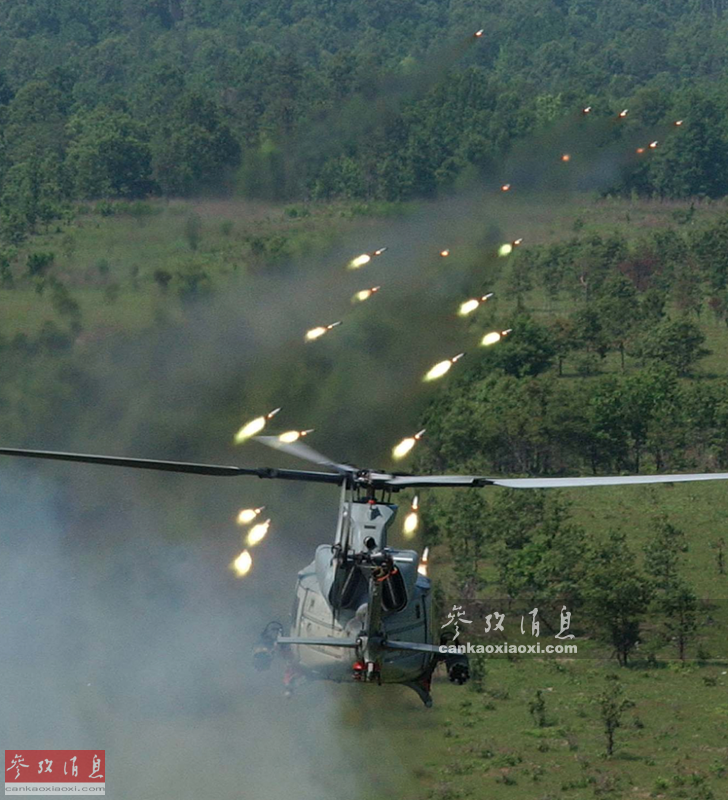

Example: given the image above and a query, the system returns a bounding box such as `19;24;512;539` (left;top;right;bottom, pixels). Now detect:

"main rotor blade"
488;473;728;489
382;472;728;489
377;474;494;488
0;447;343;484
254;436;355;474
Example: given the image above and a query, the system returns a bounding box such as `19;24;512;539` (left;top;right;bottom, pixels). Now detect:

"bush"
27;251;55;277
184;213;202;251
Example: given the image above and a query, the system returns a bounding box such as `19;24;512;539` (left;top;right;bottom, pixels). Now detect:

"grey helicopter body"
4;436;728;706
259;494;467;706
250;437;470;706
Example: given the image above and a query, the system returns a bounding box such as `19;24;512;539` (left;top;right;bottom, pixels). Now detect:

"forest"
2;0;728;246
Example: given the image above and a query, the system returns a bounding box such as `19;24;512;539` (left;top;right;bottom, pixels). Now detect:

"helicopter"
2;440;728;707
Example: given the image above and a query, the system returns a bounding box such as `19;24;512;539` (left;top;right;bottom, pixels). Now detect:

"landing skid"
404;680;433;707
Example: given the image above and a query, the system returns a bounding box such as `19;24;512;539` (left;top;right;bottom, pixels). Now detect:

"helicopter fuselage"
289;552;434;685
254;498;469;705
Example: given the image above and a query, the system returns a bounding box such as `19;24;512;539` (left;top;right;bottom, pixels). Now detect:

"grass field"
354;650;728;800
5;193;728;800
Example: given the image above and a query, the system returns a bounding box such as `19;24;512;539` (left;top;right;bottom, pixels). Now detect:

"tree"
597;675;634;757
711;538;726;576
660;581;699;661
570;306;609;361
582;531;653;666
647;93;728;198
66;108;156;198
493;491;586;614
593;274;639;370
27;251;54;277
183;213;202;251
548;317;577;376
486;315;556;378
528;689;548;728
426;492;491;596
505;251;533;310
49;279;82;331
644;516;687;591
689;215;728;293
153;269;172;291
152;93;240;196
632;318;708;376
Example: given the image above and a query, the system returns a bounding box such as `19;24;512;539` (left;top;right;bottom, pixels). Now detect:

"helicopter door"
380;568;407;613
339;564;366;609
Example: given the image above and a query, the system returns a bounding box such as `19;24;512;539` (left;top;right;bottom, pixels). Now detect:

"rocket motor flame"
237;506;265;525
305;321;342;342
439;249;450;257
352;286;380;303
423;353;464;382
418;547;429;577
234;407;281;444
458;299;479;316
403;511;419;536
231;550;253;577
403;495;420;537
347;248;387;270
348;254;371;269
561;153;571;162
481;329;512;347
247;519;271;547
392;429;425;461
474;29;484;37
457;292;493;317
500;183;511;192
278;429;313;443
305;326;328;341
618;109;629;118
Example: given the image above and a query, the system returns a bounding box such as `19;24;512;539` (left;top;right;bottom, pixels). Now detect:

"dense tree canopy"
2;0;728;238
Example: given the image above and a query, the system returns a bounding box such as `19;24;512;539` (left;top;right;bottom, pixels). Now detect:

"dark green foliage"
183;213;202;251
27;250;54;277
1;0;728;244
66;108;156;198
659;581;699;661
0;250;15;287
529;690;548;728
152;93;240;196
575;532;651;666
646;94;728;199
423;491;490;595
597;675;634;757
152;268;172;291
174;264;212;301
644;516;687;591
491;491;587;610
486;316;557;378
631;317;709;375
48;278;81;329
